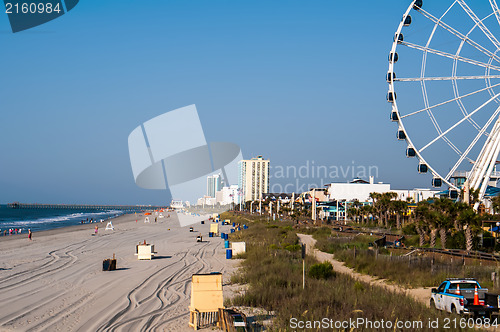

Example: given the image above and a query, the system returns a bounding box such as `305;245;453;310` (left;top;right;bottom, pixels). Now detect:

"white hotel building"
238;156;270;202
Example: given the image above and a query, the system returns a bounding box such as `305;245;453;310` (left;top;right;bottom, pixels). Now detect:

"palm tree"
492;195;500;214
430;198;457;249
414;202;430;246
348;200;363;222
390;200;408;229
456;203;482;251
359;204;373;224
369;192;382;225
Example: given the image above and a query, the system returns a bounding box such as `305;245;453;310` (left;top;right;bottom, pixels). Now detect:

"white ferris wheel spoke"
419;91;500;153
396;75;500;82
489;0;500;29
456;0;500;51
403;41;500;72
445;105;500;181
419;4;465;158
401;81;500;118
419;7;500;65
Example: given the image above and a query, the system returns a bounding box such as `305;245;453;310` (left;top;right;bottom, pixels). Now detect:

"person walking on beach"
94;225;98;235
28;229;32;241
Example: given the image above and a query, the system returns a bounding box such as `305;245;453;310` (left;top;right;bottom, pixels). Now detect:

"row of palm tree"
413;198;482;251
238;192;488;251
346;193;484;251
347;192;410;229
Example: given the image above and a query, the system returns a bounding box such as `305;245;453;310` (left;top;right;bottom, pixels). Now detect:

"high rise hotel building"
238;156;270;202
207;174;222;198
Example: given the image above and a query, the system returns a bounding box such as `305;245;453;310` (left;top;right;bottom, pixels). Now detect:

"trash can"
230;229;235;233
224;240;229;248
226;249;232;259
224;233;229;240
201;220;205;224
102;258;116;271
221;232;225;239
209;232;213;237
232;222;236;227
243;225;248;229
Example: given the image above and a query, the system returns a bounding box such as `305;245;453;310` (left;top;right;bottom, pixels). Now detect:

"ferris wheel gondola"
388;0;500;207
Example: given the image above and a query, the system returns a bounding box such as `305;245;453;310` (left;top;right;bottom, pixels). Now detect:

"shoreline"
0;212;140;242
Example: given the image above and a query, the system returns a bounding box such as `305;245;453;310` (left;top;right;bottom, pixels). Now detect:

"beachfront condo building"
207;174;222;198
238;156;270;202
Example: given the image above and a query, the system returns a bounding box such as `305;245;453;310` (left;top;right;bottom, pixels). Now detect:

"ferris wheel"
388;0;500;206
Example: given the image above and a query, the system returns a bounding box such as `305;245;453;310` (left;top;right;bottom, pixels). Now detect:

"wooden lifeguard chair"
135;241;157;260
210;223;219;236
189;273;223;330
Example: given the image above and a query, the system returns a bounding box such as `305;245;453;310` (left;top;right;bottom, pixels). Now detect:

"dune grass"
309;227;500;292
225;213;471;331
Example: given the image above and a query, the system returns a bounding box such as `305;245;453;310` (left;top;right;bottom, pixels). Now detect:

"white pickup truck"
430;278;499;317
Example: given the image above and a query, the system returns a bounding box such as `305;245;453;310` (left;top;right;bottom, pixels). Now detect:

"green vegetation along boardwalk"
297;234;430;306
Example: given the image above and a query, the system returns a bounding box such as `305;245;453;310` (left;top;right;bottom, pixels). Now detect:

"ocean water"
0;205;127;233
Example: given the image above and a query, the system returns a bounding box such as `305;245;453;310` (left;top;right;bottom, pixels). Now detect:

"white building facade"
326;177;439;203
238;156;270;202
216;185;241;205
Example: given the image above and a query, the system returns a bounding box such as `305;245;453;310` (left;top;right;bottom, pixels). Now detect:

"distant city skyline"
2;1;494;205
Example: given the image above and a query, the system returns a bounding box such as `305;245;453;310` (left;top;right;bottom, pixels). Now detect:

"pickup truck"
430;279;500;317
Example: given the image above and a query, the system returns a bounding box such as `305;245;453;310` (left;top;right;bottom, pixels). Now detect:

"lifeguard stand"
135;241;157;260
210;223;219;236
189;273;223;330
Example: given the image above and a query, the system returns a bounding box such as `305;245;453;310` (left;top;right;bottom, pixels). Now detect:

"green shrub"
309;262;335;279
447;231;465;250
284;244;301;252
402;223;417;235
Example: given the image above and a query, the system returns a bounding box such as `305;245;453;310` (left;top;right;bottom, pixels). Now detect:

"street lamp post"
496;222;500;252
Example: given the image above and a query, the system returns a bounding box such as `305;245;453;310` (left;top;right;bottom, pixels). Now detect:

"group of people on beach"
0;228;32;240
80;218;105;225
2;228;22;236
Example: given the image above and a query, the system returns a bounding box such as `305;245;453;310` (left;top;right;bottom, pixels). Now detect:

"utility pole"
312;189;317;221
302;244;306;289
259;193;262;215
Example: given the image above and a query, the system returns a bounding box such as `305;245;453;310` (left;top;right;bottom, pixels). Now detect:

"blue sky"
1;0;497;205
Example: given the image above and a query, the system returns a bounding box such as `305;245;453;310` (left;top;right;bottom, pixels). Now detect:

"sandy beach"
0;212;239;332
